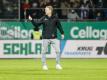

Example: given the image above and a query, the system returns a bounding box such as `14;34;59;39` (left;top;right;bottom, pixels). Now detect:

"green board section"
0;21;107;40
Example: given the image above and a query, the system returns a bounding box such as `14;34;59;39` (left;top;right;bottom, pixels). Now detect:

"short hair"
45;6;53;12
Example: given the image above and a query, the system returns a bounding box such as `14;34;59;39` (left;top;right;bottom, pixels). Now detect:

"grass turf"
0;59;107;80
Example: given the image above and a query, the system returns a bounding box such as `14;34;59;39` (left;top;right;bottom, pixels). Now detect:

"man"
29;5;64;70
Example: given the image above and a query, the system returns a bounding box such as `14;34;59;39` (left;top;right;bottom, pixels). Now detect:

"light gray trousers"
41;39;61;65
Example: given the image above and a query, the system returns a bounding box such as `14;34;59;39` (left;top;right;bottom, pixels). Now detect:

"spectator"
95;9;104;21
22;0;30;11
30;1;40;19
73;0;81;8
52;0;61;17
31;1;39;8
80;1;90;20
96;12;102;20
40;0;52;8
22;0;31;19
96;0;103;8
69;0;75;8
67;9;80;21
60;0;70;19
0;0;19;19
52;0;59;8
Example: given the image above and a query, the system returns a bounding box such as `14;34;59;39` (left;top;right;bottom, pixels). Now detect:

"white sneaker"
42;65;48;70
56;64;63;70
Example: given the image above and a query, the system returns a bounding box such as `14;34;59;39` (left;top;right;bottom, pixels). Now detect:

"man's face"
45;7;52;15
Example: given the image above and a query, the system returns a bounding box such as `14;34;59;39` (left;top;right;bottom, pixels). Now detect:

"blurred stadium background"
0;0;107;80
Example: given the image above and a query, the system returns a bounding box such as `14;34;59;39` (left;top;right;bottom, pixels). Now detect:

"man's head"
45;6;53;16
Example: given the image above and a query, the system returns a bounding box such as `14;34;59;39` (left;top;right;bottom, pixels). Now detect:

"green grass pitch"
0;59;107;80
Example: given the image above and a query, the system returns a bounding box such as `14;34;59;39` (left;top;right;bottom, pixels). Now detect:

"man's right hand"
28;15;32;20
61;34;64;40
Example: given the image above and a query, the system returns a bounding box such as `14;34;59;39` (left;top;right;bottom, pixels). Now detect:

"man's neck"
47;13;52;17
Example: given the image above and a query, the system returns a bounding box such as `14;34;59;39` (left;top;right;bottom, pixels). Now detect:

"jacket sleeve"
56;17;64;34
31;16;44;27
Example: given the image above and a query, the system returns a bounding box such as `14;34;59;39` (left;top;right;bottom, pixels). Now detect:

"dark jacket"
31;15;64;39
